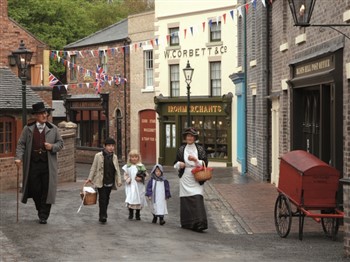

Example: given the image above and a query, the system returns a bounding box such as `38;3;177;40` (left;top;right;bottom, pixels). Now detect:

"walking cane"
16;164;19;223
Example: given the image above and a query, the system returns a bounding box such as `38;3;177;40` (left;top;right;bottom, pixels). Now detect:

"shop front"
288;48;343;206
154;93;232;166
64;93;109;162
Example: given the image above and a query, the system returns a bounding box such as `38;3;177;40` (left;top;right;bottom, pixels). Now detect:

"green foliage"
8;0;153;79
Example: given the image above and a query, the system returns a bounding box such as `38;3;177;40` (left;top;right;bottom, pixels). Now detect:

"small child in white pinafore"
145;164;171;225
123;150;148;220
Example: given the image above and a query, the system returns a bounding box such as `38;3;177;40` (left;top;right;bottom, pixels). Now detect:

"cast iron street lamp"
12;40;33;128
183;60;194;128
288;0;350;39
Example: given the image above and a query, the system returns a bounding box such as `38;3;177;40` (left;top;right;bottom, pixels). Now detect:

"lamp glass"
183;60;194;84
12;40;33;73
288;0;316;26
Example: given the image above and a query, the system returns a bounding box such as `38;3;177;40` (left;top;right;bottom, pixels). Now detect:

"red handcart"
274;150;344;240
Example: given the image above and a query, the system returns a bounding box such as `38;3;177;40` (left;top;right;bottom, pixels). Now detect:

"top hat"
182;127;199;139
104;137;116;145
32;102;48;114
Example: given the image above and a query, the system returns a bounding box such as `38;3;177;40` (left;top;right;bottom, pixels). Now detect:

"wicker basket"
80;182;97;205
193;162;213;182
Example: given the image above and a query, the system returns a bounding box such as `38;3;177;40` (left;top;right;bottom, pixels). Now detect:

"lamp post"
288;0;350;39
12;40;33;128
183;60;194;128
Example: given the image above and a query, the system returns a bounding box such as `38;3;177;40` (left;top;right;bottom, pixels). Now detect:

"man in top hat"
15;102;64;224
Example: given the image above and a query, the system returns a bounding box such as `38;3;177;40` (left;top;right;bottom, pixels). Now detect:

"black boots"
135;209;141;220
129;209;141;220
128;208;134;220
159;216;165;226
152;215;165;225
152;214;157;223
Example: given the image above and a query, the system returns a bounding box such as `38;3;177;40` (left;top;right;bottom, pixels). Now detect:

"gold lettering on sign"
295;57;332;76
167;105;222;113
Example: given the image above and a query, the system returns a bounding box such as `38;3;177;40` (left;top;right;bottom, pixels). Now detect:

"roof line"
64;18;128;49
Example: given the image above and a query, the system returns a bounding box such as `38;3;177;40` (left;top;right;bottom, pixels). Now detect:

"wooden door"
139;110;156;164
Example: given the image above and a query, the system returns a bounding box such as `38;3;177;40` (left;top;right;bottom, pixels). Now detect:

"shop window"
0;117;16;157
170;64;180;97
182;116;227;159
210;62;221;96
210;21;221;42
70;55;77;81
144;50;153;88
169;27;179;46
75;110;106;148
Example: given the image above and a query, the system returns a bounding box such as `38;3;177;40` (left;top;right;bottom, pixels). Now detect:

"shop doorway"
293;84;332;165
163;122;177;165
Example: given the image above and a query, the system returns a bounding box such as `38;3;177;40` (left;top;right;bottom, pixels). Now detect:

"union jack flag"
49;72;59;87
95;65;106;94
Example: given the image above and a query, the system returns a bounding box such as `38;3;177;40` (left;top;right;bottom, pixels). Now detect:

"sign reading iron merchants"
166;103;224;115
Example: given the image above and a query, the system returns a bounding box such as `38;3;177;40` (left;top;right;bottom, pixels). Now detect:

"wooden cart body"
278;150;339;209
274;150;343;240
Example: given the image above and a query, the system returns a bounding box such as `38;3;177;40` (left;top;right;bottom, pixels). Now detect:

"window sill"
206;41;223;47
166;45;181;51
141;87;155;93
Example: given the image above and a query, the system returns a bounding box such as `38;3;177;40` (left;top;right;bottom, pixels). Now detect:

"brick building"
128;11;157;164
64;19;130;162
231;0;270;180
270;0;350;257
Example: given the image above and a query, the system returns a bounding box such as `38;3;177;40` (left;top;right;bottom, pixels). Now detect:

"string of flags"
50;0;272;56
49;52;127;93
49;0;272;92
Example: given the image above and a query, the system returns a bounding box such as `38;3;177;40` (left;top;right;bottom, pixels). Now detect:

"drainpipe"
265;3;271;181
243;1;247;175
124;38;131;162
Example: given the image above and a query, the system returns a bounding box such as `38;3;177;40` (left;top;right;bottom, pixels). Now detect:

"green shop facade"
154;93;233;166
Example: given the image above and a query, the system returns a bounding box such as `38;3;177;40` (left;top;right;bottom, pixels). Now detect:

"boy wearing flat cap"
15;102;63;224
87;137;122;223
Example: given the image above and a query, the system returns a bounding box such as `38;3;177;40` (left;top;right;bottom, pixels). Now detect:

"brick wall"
238;0;269;181
31;86;53;108
0;0;46;72
128;11;155;153
65;41;130;162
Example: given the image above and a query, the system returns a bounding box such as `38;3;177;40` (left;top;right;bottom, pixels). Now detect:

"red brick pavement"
213;181;344;236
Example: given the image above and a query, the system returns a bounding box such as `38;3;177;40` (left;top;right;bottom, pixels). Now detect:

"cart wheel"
274;194;292;238
321;210;340;240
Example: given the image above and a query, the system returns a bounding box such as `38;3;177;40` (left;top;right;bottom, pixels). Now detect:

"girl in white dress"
123;150;148;220
146;164;171;225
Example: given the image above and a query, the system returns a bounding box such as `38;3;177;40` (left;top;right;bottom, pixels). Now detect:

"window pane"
170;64;180;97
169;27;179;46
70;55;77;81
210;22;221;41
145;50;153;87
0;117;14;156
210;62;221;96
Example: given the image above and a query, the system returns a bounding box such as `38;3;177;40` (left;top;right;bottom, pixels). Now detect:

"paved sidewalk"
209;167;344;238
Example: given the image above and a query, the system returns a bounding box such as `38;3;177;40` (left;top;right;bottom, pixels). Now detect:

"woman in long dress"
174;127;208;232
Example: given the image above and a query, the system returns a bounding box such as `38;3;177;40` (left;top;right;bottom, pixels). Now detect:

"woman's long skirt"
180;195;208;231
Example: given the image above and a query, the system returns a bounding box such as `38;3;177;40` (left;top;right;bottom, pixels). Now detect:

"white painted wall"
154;0;239;167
